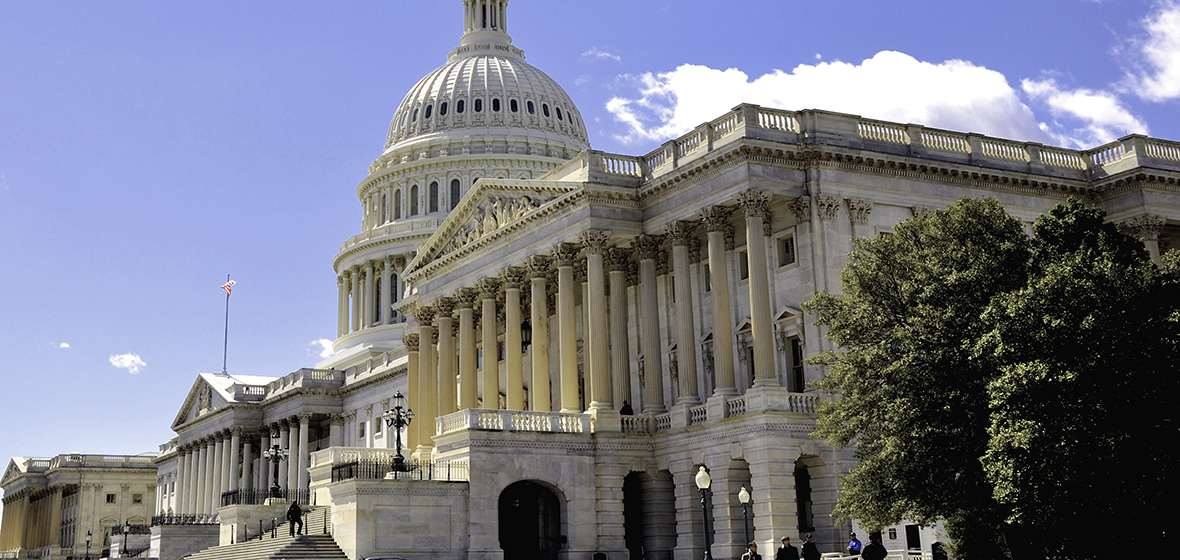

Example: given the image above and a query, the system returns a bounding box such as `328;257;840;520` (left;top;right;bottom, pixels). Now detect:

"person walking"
741;541;762;560
860;533;887;560
847;532;863;557
775;536;799;560
286;501;304;537
801;534;820;560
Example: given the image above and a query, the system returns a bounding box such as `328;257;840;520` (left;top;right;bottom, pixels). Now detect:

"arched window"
424;105;432;119
394;189;402;219
410;185;419;216
450;179;461;210
492;98;501;112
374;278;382;323
510;99;519;113
429;182;439;213
379;193;387;223
556;107;563;121
412;108;418;122
440;102;448;116
527;101;535;114
475;99;483;113
542;104;550;118
457;100;466;114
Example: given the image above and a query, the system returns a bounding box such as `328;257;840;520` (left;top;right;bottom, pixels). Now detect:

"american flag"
221;280;237;296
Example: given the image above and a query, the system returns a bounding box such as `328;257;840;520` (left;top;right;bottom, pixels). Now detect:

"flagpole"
222;274;231;375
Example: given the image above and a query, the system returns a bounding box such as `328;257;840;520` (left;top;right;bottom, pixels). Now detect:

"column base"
589;406;621;433
705;393;732;422
411;446;434;462
745;384;791;414
668;403;691;429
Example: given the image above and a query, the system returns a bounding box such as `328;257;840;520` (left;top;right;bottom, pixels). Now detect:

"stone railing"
44;454;157;471
687;405;708;426
620;415;650;434
266;368;345;396
339;218;446;252
726;396;747;418
311;447;468;482
435;409;590;437
787;393;820;414
550;103;1180;188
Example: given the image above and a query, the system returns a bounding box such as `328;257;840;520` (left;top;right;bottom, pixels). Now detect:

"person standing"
847;532;863;557
775;536;799;560
286;501;304;537
860;533;887;560
741;541;762;560
801;534;820;560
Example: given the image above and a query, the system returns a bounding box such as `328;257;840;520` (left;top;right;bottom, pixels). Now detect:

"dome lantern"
461;0;512;47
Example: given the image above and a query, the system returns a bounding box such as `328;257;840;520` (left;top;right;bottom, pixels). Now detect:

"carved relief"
435;297;456;318
455;287;479;308
551;243;580;266
699;206;732;233
526;254;552;278
736;190;770;219
605;247;631;272
414;305;437;325
500;267;528;289
846;198;873;225
580;230;612;254
665;221;697;246
1124;215;1166;241
816;195;841;221
440;193;552;257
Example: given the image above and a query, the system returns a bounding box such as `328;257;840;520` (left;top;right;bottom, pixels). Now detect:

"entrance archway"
499;480;562;560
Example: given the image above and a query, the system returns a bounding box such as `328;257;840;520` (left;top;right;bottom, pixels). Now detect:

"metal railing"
220;488;309;507
151;514;220;526
330;459;468;482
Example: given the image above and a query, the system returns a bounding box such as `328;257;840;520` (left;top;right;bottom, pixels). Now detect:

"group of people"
740;532;887;560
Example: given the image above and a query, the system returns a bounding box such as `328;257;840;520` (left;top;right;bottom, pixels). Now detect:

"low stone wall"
218;502;290;545
150;525;219;560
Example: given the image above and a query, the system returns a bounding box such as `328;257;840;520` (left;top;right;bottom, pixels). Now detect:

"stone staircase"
180;507;346;560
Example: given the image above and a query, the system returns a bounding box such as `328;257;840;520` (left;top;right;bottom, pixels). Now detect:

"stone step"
181;507;342;560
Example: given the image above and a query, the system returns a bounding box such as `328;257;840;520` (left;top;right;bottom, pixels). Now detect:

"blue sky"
1;0;1178;514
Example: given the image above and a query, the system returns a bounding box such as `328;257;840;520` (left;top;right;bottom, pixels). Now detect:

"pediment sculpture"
439;193;552;257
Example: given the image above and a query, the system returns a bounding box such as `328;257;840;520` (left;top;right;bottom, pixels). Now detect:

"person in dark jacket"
801;534;820;560
775;536;799;560
286;501;303;536
619;400;634;415
860;533;887;560
740;541;762;560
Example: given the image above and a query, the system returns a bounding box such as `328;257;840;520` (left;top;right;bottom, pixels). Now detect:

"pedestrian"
620;400;634;415
801;534;820;560
286;501;303;537
775;536;799;560
741;541;762;560
860;533;887;560
847;532;862;557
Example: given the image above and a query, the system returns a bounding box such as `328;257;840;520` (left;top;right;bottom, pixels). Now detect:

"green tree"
804;197;1179;559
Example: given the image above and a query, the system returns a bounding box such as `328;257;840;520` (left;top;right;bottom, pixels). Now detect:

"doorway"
499;481;563;560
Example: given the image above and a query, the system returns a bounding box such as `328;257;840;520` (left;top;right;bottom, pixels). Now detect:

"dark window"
394;189;402;219
424;105;432;119
492;98;501;112
704;264;711;292
510;99;519;112
795;463;814;532
556;107;563;120
450;179;461;210
429;182;439;213
410;185;419;215
457;100;466;114
739;251;750;280
440;102;448;116
542;104;550;117
780;236;796;266
790;337;805;392
106;494;116;504
411;108;418;122
475;99;483;113
374;278;382;323
527;101;535;114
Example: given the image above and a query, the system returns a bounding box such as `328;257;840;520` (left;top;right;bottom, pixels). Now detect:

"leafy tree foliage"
804;197;1179;559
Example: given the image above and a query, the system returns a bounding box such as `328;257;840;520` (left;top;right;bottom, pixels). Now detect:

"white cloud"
109;353;146;374
605;51;1054;147
1022;78;1148;147
309;339;335;359
581;47;621;63
59;342;70;349
574;75;593;87
1122;1;1180;102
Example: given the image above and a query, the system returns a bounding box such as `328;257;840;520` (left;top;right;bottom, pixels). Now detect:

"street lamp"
738;486;751;547
121;520;130;556
261;431;289;500
382;391;415;472
694;466;713;560
521;320;532;352
85;529;92;560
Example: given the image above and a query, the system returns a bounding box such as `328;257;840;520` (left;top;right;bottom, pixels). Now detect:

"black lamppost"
382;391;415;472
521;320;532;352
694;466;713;560
85;529;92;560
261;431;289;500
121;520;130;556
738;486;752;547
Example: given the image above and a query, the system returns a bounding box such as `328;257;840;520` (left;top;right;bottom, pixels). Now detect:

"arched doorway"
499;481;562;560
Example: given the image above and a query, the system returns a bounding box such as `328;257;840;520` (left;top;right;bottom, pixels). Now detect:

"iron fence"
330;459;468;482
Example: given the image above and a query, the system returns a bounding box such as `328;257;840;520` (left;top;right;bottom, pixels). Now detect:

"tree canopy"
804;197;1179;559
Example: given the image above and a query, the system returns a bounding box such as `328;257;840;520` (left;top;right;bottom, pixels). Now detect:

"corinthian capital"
846;198;873;225
665;221;698;246
414;304;437;324
1124;215;1166;241
435;297;456;317
605;247;632;272
402;333;420;351
478;276;502;299
631;234;664;260
550;243;580;266
526;254;552;278
736;190;770;219
579;230;612;255
816;195;841;221
500;266;528;289
698;206;733;233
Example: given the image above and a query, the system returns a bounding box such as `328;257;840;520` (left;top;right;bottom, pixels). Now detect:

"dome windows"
475;99;483;113
429;181;439;213
450;179;461;210
510;99;519;113
425;105;433;119
492;98;501;112
412;108;418;122
410;185;419;216
542;104;550;118
556;107;563;121
457;100;466;114
440;102;449;116
527;101;535;114
394;189;402;219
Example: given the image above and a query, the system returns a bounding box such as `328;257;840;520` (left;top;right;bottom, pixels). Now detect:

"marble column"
220;433;232;499
737;191;779;386
1126;215;1167;266
278;422;291;490
329;414;343;448
337;275;347;338
581;230;613;410
403;334;421;452
527;255;552;412
175;448;187;514
287;420;301;492
632;235;667;413
700;207;737;396
436;298;457;416
260;432;272;494
478;278;501;409
350;267;361;333
205;439;217;513
668;221;701;405
502;267;527;410
209;436;223;510
381;256;394;325
606;247;633;409
415;306;438;456
188;445;200;513
552;243;581;413
363;261;376;328
297;414;311;491
457;289;479;410
239;435;253;491
227;429;241;493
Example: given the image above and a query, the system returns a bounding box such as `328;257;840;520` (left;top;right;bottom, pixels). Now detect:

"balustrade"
1147;139;1180;161
921;130;970;153
859;120;908;144
434;409;590;436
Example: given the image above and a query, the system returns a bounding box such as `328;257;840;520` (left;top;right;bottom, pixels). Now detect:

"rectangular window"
779;235;796;266
790;337;805;392
358;422;366;439
106;494;116;504
132;494;143;505
498;341;505;361
739;251;750;280
704;264;711;292
375;419;382;435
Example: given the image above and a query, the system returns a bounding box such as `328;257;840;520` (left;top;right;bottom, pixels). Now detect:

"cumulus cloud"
581;47;622;63
310;339;335;359
59;342;70;349
1122;1;1180;102
109;353;146;374
1022;78;1148;147
605;51;1054;147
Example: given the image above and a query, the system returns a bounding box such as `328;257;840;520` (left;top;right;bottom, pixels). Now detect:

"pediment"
1;459;24;486
171;376;220;431
775;306;803;322
407;179;582;275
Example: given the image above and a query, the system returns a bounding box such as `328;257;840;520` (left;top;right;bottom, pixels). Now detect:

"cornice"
358;153;569;198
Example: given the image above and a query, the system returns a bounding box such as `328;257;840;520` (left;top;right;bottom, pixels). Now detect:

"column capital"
343;269;353;281
1124;215;1166;240
574;258;588;283
847;198;873;224
384;255;395;267
655;251;670;276
631;234;664;260
230;427;244;438
329;413;344;425
337;276;344;286
550;242;580;266
478;276;502;299
579;230;612;255
501;266;528;289
435;296;457;317
605;247;632;272
735;190;770;219
298;413;312;424
817;194;841;221
699;206;733;232
789;196;812;223
724;228;736;251
665;221;698;246
455;287;479;308
403;333;420;351
626;261;639;287
526;254;552;278
414;304;437;324
688;242;702;264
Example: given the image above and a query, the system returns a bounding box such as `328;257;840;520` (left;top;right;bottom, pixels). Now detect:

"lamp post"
261;431;289;500
694;466;713;560
738;486;751;547
521;320;532;352
85;529;92;560
121;520;130;556
382;391;415;472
